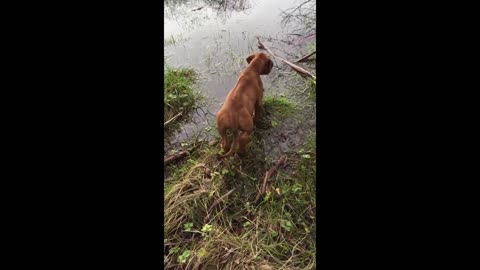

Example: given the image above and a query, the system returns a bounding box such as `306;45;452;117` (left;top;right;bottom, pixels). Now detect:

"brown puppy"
216;52;273;158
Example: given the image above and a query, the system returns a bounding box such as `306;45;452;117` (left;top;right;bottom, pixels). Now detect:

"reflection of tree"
164;0;254;22
281;0;316;36
209;0;253;12
185;0;253;12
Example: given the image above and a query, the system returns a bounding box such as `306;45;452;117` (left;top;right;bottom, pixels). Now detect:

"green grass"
263;96;296;117
307;78;316;100
164;67;201;133
164;129;316;269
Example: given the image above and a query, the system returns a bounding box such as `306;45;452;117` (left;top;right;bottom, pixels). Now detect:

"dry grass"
164;128;316;269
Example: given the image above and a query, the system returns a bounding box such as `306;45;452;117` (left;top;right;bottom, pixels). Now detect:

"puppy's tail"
219;129;239;158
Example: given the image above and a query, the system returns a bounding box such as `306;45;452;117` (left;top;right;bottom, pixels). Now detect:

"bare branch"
295;50;316;63
257;37;316;80
164;112;182;127
164;150;188;165
254;155;288;204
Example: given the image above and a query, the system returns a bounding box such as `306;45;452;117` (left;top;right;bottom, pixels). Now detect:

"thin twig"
164;150;188;165
163;144;200;166
164;112;182;127
204;188;236;223
295;50;316;63
254;155;287;203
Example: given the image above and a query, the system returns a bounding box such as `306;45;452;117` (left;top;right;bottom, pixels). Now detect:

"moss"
263;96;296;117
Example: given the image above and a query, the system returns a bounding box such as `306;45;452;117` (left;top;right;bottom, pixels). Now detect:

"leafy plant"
178;250;191;264
169;246;180;255
183;222;193;232
280;220;293;232
201;224;213;233
197;247;208;258
291;183;302;193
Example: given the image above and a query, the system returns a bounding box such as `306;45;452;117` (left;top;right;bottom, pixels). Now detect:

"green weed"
263;95;296;117
164;67;201;133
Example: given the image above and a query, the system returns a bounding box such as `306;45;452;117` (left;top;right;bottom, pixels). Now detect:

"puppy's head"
246;52;273;75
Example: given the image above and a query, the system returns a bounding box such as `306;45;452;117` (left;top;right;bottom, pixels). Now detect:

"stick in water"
257;37;316;80
295;50;316;63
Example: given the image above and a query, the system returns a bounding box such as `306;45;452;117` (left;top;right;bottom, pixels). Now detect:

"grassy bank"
164;67;200;133
164;97;316;270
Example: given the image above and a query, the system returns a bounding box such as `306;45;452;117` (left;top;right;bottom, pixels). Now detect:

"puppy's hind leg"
219;130;239;158
238;109;254;155
237;130;252;156
254;97;264;123
218;126;230;153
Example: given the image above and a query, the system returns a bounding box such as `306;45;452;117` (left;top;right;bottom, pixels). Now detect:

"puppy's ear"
246;54;255;64
261;59;273;75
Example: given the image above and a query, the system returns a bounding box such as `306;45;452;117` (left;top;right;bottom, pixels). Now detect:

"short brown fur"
216;52;273;158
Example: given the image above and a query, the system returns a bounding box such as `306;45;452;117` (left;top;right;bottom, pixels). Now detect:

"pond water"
164;0;316;154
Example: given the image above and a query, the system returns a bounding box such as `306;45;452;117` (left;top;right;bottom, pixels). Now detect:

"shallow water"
164;0;316;153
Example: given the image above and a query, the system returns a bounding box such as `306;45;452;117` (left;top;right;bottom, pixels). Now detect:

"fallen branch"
280;58;316;80
204;188;236;223
256;37;276;58
257;37;316;80
164;143;202;166
255;155;288;203
164;150;188;165
164;112;182;127
295;50;316;63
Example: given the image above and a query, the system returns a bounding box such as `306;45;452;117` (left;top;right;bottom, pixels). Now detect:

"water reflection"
165;0;255;30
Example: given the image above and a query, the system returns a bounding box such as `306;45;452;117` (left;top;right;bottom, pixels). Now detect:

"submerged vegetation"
164;33;190;47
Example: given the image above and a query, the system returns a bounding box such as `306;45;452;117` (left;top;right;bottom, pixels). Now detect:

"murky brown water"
164;0;316;154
